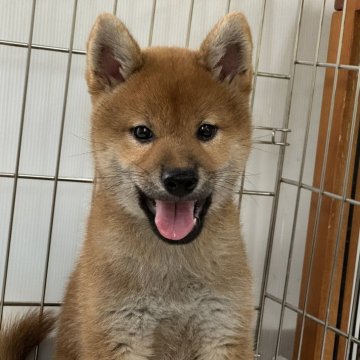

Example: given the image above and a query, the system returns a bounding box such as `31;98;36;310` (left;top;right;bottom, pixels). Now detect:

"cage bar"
255;0;306;353
0;0;37;327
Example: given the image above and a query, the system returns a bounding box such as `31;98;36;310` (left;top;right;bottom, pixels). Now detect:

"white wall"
0;0;334;358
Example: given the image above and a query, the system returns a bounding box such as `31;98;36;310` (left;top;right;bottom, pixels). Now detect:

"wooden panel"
335;0;360;11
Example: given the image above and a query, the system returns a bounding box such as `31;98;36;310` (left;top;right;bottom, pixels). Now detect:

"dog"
0;11;254;359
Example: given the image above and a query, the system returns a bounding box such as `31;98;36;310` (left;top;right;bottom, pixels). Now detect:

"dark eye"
197;124;217;141
132;126;154;142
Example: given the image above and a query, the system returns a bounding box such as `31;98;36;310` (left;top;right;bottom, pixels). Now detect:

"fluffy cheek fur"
91;127;146;218
207;133;252;212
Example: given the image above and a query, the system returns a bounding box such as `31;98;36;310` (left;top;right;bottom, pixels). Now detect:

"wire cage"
0;0;359;359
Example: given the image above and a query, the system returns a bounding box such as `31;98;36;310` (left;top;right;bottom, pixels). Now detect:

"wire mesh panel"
0;0;359;359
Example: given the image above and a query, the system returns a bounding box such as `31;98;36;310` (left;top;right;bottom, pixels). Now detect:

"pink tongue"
154;201;196;241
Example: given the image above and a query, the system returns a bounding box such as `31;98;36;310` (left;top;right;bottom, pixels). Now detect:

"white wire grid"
0;0;359;359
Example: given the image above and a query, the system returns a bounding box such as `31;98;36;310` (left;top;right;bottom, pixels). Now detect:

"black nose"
162;168;198;197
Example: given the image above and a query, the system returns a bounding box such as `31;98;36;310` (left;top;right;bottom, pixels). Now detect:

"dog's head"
86;13;253;244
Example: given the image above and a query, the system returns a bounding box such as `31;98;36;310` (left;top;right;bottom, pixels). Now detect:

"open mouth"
138;189;212;244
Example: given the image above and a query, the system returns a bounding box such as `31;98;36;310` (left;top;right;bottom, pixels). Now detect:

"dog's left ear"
199;13;252;83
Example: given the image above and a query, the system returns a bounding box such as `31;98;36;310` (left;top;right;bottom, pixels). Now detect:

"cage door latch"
254;126;291;146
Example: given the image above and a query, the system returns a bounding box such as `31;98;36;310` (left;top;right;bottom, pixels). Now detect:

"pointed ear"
199;13;252;83
86;13;143;95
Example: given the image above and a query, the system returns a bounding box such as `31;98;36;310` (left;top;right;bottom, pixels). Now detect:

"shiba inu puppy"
0;11;254;360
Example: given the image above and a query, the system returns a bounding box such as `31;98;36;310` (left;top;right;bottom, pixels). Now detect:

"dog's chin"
137;189;212;245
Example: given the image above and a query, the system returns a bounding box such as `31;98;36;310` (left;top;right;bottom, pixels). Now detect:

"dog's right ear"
86;13;143;96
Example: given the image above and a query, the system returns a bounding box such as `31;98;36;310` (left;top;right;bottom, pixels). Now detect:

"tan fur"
1;12;254;360
0;311;55;360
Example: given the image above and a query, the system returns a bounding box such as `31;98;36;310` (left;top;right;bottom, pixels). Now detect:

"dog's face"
87;13;253;244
